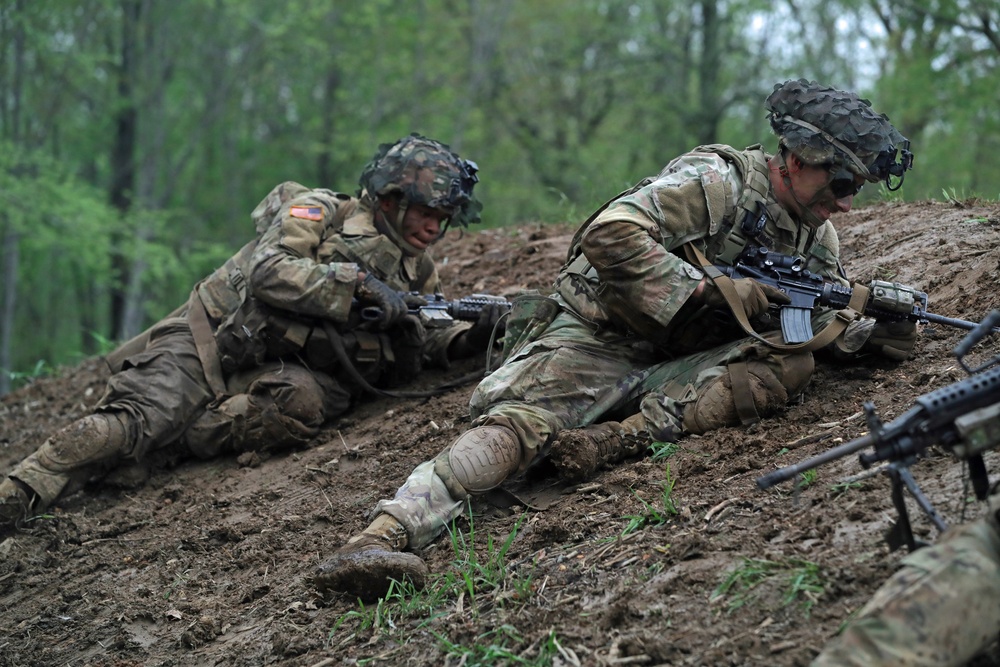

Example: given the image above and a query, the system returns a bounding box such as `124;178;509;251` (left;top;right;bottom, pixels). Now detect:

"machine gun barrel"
756;433;874;490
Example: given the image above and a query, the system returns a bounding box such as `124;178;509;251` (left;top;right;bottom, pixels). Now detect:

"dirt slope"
2;200;1000;667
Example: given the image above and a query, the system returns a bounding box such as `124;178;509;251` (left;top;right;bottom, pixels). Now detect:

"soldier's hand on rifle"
402;293;428;309
866;320;917;361
701;277;790;318
355;273;408;329
467;303;506;349
450;303;506;359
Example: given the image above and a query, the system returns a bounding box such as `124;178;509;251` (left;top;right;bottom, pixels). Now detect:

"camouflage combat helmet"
358;133;482;228
766;79;913;189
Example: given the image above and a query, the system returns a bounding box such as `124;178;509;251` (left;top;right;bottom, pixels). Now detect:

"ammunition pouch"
213;297;311;374
500;291;561;362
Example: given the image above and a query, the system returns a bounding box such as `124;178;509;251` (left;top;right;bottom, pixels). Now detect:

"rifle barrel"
918;310;1000;333
756;433;875;490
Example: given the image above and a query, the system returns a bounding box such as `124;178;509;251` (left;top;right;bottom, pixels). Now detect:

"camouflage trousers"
8;314;347;506
812;509;1000;667
376;308;817;548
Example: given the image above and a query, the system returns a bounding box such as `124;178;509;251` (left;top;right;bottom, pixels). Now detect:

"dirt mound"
2;202;1000;667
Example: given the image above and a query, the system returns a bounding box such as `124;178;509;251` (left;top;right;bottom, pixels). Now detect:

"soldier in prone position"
312;80;919;601
0;134;501;533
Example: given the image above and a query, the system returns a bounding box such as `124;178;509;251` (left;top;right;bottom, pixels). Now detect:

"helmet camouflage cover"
358;133;482;227
766;79;913;187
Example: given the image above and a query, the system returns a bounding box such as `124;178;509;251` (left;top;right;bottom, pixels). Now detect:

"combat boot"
313;514;429;603
548;413;652;483
6;412;131;518
0;477;38;532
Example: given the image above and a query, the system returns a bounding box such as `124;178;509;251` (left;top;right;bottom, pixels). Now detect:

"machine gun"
756;310;1000;551
360;293;511;328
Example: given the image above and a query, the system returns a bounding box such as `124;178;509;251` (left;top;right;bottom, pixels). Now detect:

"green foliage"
798;469;818;488
327;577;444;642
622;465;679;535
648;440;682;462
712;557;826;615
648;440;710;462
4;0;1000;390
447;509;534;608
327;509;536;656
4;359;55;391
435;625;566;666
830;480;862;496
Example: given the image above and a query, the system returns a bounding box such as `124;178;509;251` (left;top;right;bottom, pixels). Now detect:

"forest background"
1;0;998;395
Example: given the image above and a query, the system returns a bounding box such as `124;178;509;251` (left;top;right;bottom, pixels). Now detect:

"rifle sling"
683;243;868;352
187;290;229;400
728;360;760;426
320;320;483;400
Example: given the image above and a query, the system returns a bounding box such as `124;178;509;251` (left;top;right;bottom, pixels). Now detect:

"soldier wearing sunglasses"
313;80;918;602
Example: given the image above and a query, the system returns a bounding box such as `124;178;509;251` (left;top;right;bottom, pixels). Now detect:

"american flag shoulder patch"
289;206;324;221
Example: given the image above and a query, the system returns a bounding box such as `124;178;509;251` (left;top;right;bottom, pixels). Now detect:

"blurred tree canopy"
1;0;998;391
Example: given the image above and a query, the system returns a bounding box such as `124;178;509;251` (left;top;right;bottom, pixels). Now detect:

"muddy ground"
2;199;1000;667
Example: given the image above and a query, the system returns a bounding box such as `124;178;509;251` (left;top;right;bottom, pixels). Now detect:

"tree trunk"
0;0;25;394
110;0;141;341
0;222;19;395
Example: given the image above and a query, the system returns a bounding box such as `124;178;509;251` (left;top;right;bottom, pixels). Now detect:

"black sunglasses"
827;167;864;198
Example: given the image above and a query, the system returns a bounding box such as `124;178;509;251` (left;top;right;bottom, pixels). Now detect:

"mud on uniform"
6;184;468;509
377;144;872;548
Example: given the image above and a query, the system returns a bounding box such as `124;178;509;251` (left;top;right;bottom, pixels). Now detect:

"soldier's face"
780;157;862;223
400;204;449;251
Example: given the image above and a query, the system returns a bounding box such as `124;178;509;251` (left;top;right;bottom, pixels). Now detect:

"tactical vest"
554;144;843;332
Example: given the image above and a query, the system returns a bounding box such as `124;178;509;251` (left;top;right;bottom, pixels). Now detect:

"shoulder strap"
683;242;868;353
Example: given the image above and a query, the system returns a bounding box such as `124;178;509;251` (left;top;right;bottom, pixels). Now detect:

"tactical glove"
702;277;790;319
463;303;507;351
865;320;917;361
355;274;408;329
384;314;426;387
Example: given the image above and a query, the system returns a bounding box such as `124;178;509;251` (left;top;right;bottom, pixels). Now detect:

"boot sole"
313;549;429;602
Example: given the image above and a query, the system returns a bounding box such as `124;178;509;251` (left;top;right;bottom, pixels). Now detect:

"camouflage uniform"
377;144;850;546
0;135;482;527
812;507;1000;667
312;81;915;602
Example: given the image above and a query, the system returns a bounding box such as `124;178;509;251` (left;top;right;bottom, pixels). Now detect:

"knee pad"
444;425;521;494
683;361;788;435
11;412;130;508
246;365;325;428
37;413;130;471
775;351;814;398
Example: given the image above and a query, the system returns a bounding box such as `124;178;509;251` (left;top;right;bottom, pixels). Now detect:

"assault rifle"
360;293;510;328
714;204;999;344
757;310;1000;551
716;244;998;344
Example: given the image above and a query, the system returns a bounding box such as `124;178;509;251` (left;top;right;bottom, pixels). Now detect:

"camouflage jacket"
193;184;467;374
555;144;845;353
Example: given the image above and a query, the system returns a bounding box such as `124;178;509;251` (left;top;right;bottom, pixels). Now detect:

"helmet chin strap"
374;198;425;257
